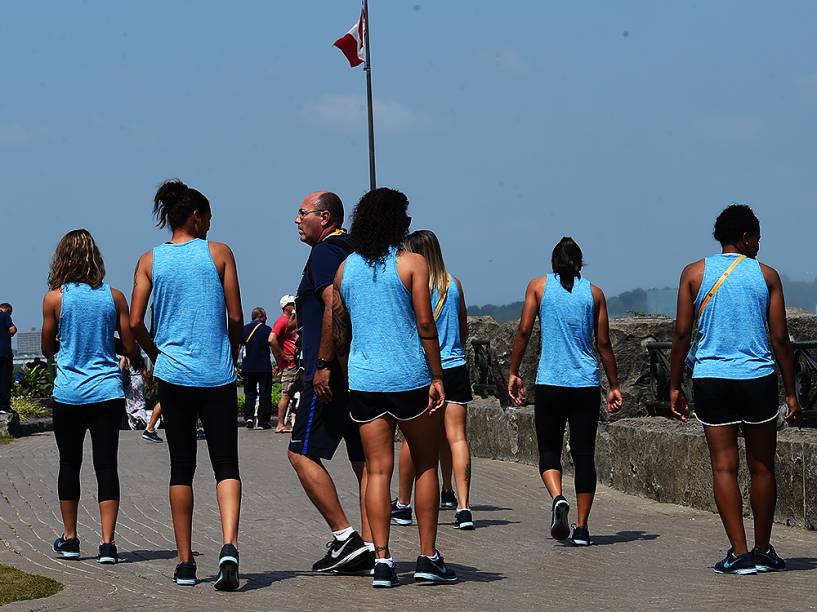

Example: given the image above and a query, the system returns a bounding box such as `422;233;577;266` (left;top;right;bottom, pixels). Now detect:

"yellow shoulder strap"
696;255;746;323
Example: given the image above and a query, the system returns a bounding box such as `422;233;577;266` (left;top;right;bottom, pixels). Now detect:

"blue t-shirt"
241;320;272;373
0;311;14;358
296;232;353;382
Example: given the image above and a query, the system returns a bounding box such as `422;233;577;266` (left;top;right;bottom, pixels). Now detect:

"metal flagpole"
363;0;376;190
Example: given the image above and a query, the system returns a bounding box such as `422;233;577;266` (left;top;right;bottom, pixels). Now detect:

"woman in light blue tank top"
129;180;244;589
670;204;800;574
335;188;457;586
508;237;622;546
41;229;136;564
393;230;476;530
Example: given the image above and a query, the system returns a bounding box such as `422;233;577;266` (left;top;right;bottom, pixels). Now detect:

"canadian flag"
334;9;365;68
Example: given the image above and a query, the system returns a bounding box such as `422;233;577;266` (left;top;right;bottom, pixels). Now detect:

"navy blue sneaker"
570;525;590;546
196;429;206;440
714;549;757;575
414;552;458;584
174;561;197;586
439;489;457;510
753;545;786;572
214;544;239;591
550;495;570;540
98;542;118;564
142;430;163;443
52;536;80;559
372;561;399;588
390;499;413;526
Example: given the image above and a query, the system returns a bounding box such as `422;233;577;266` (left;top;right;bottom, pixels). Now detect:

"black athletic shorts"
443;364;473;404
289;371;364;463
349;386;430;423
693;373;778;427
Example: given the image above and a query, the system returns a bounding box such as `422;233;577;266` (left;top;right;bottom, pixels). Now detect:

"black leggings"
157;379;240;486
53;399;125;502
534;385;600;494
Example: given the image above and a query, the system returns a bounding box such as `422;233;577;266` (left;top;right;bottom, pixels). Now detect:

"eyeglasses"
296;208;325;219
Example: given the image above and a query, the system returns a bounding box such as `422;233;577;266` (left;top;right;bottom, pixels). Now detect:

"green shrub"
12;362;54;399
10;397;49;421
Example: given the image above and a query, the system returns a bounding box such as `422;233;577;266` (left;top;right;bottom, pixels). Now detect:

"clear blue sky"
2;1;816;332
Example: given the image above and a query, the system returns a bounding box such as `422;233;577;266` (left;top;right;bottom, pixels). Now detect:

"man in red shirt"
270;295;298;433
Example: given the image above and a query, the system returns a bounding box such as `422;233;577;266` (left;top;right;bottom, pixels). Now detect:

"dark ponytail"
153;179;211;230
551;237;583;292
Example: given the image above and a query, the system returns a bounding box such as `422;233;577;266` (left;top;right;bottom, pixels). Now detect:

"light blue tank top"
53;283;124;405
151;239;235;387
432;274;466;369
535;274;600;387
690;253;774;380
340;248;432;392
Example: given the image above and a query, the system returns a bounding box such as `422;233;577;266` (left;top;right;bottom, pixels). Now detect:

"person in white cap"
270;294;298;433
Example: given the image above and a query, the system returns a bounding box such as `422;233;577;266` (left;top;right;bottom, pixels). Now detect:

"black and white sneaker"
570;525;590;546
372;561;399;588
390;499;413;526
714;549;757;575
174;561;197;586
753;545;786;572
550;495;570;540
335;549;375;575
439;489;457;510
142;430;163;443
245;419;254;429
311;531;369;572
214;543;240;591
453;509;474;530
98;542;118;564
52;535;80;559
414;552;458;584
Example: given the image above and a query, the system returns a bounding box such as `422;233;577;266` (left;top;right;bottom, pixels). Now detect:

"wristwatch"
315;358;331;370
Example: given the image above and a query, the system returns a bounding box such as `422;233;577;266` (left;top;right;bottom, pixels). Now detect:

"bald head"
303;191;344;226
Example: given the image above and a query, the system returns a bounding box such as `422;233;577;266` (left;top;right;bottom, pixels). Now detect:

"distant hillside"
469;275;817;323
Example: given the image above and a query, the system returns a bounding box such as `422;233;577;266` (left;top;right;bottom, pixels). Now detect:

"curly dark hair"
350;188;411;264
713;204;760;244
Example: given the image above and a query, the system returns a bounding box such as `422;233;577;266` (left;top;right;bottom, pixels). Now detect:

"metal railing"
646;340;817;425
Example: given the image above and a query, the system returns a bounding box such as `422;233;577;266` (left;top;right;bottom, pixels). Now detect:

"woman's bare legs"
146;402;161;433
399;411;443;556
359;418;397;558
704;424;748;554
742;420;777;551
397;439;414;505
442;403;471;509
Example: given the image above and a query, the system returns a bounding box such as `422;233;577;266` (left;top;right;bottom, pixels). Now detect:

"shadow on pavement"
556;530;660;547
122;549;200;563
473;519;521;528
392;562;505;584
231;571;317;591
470;505;513;512
784;557;817;571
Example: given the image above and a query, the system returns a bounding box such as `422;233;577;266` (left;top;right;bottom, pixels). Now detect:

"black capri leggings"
53;399;125;502
157;379;240;486
534;385;601;494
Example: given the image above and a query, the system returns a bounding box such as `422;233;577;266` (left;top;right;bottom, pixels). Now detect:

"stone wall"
466;398;817;529
466;309;817;418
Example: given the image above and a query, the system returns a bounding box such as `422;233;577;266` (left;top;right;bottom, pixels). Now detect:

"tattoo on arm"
332;285;351;357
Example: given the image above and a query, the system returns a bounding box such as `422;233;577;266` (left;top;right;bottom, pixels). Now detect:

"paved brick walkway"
2;430;817;611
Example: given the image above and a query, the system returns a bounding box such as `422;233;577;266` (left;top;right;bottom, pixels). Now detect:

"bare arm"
216;244;244;364
507;277;543;405
40;291;60;359
129;251;159;362
268;329;284;363
8;325;16;336
111;288;137;360
668;262;700;421
592;286;619;388
408;255;444;379
455;276;468;348
313;261;350;402
763;265;800;422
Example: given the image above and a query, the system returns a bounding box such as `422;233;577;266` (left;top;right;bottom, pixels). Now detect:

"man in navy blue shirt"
241;307;273;429
0;303;17;414
288;192;373;574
